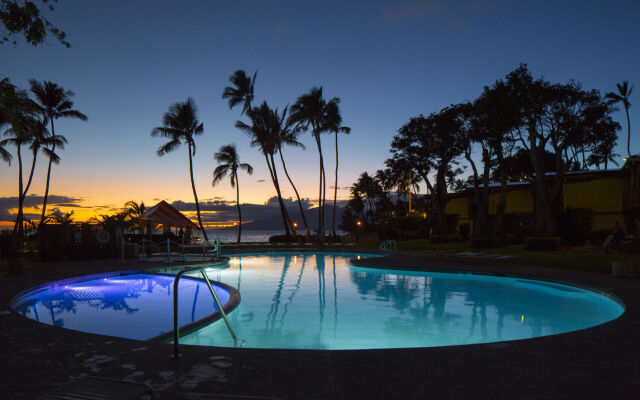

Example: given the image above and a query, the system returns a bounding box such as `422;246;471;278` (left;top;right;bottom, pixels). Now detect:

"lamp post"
356;220;362;242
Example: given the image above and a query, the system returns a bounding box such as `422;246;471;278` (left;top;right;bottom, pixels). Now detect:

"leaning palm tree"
222;70;257;116
213;144;253;243
275;107;311;240
322;101;350;237
151;98;209;242
605;81;633;158
29;80;87;225
235;102;294;237
289;87;339;242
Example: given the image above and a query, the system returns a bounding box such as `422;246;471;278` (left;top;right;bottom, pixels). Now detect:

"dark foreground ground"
1;253;639;399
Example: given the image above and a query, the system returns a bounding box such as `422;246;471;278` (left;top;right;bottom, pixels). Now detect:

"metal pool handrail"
172;266;237;358
379;239;397;254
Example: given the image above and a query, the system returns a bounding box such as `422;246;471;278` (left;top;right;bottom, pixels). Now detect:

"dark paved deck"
1;253;639;399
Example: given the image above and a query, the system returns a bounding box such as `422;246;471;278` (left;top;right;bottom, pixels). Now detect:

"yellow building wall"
563;177;626;231
487;190;533;214
445;197;469;219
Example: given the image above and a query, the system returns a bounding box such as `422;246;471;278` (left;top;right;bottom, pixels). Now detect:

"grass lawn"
354;239;640;274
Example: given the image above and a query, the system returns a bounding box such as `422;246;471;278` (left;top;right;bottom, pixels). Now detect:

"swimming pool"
11;252;624;350
10;272;237;341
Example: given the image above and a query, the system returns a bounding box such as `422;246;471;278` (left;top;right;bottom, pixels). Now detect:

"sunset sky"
1;0;639;227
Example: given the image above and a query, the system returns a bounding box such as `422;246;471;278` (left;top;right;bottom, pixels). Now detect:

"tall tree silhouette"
275;106;310;240
322;101;350;237
289;87;340;241
29;80;87;225
605;81;633;158
235;102;294;237
151;98;209;242
213;144;253;243
222;70;257;116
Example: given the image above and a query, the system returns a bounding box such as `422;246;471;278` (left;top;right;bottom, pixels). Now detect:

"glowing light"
357;255;361;260
521;315;525;324
356;221;362;226
293;222;298;228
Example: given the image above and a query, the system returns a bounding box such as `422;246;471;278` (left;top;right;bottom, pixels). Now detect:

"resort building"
445;156;640;237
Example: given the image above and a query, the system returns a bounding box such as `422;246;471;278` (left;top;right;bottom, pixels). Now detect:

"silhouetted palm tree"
125;200;146;234
222;70;257;116
151;98;209;242
605;81;633;157
275;106;310;240
289;87;340;241
1;117;31;237
235;102;293;236
213;144;253;243
322;101;350;237
29;80;87;225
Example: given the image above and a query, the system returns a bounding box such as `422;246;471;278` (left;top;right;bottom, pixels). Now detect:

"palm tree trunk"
332;132;339;238
236;174;242;243
23;150;38;199
270;153;295;236
278;146;310;240
187;142;209;242
625;105;631;158
265;154;292;237
40;119;56;225
314;127;325;242
12;145;24;242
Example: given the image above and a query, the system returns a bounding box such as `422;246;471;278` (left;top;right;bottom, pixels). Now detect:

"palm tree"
29;80;87;225
322;101;350;237
222;70;257;116
275;107;311;240
235;102;294;237
289;87;340;242
605;81;633;158
151;98;209;242
125;200;146;234
213;144;253;243
1;118;31;237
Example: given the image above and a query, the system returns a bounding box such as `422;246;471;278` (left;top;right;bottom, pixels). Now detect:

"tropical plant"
1;116;31;237
605;81;633;158
0;0;70;47
235;102;294;237
124;200;146;234
44;208;74;225
289;87;340;241
322;100;350;237
29;79;87;226
151;98;209;242
274;106;310;240
222;70;257;116
213;144;253;243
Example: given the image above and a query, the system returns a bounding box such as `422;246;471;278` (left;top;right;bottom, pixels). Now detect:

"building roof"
140;200;199;229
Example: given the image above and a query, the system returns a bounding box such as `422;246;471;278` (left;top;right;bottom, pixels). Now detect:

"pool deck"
1;252;639;399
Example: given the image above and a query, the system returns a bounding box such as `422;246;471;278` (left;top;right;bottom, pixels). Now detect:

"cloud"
0;194;84;222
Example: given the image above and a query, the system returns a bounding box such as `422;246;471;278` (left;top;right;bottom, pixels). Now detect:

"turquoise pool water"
179;253;624;349
11;273;230;340
11;253;624;350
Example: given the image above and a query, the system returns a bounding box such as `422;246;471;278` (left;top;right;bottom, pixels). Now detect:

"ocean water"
207;230;285;243
208;229;346;243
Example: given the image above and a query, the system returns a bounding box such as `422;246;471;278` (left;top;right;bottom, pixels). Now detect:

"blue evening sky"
1;0;639;220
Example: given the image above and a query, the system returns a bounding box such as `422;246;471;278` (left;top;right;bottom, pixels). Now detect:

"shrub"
524;237;562;251
458;223;470;240
560;208;594;245
472;237;509;248
501;212;534;239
